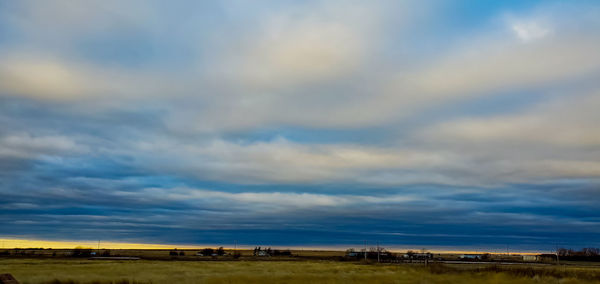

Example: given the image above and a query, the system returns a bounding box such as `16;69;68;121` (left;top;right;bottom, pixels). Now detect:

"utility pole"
364;240;367;261
556;244;560;266
377;241;380;263
234;240;237;250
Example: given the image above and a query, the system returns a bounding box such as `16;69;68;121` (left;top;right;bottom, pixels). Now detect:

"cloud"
1;0;161;50
129;187;415;213
0;133;84;159
217;1;381;89
4;0;598;132
0;55;101;100
1;0;600;249
385;31;600;112
0;53;185;101
511;21;551;42
187;1;600;132
421;90;600;147
130;137;454;185
415;90;600;184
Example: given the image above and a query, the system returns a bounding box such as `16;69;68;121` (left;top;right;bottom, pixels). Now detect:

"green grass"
2;258;600;284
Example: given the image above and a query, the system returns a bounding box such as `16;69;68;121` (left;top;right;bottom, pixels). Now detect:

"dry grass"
2;258;600;284
1;248;344;259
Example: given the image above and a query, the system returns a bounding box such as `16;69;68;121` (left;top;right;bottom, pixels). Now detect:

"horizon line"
0;238;548;255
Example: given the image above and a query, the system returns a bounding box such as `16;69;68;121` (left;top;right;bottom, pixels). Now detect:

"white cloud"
421;90;600;147
131;137;452;185
0;55;95;100
415;90;600;184
128;187;415;213
2;1;600;189
190;2;600;132
0;53;185;101
387;34;600;107
0;133;85;159
4;0;599;134
232;2;378;88
511;21;551;42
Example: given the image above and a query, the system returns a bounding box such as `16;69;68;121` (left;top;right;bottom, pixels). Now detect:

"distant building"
253;247;272;257
346;251;360;257
522;255;539;262
460;254;482;260
539;254;558;262
404;253;433;260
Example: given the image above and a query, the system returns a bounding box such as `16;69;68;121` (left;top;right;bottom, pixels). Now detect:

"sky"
1;0;599;252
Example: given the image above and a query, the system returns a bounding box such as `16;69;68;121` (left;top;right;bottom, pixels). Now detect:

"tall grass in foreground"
2;258;600;284
427;262;600;282
40;280;148;284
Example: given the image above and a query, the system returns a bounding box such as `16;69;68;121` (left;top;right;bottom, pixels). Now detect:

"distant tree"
217;247;225;256
179;251;185;256
582;248;600;256
202;248;214;256
556;247;600;261
557;248;569;256
254;246;262;256
72;246;92;257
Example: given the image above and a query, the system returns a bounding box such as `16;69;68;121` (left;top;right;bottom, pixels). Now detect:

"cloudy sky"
1;0;599;251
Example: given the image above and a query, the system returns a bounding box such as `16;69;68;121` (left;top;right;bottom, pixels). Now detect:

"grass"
2;258;600;284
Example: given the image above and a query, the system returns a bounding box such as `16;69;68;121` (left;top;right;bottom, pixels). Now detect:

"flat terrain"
2;258;600;284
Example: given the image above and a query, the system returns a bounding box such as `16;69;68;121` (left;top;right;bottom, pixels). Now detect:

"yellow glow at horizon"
0;238;199;249
0;238;541;254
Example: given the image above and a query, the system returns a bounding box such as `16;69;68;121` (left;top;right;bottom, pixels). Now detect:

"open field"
0;249;345;260
2;258;600;284
0;248;537;262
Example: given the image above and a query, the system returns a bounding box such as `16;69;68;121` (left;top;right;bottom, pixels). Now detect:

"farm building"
539;254;558;262
460;254;483;260
521;254;557;262
403;253;433;260
522;255;539;262
346;251;361;257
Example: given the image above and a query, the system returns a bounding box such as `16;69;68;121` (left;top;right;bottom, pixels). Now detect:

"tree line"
557;247;600;261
